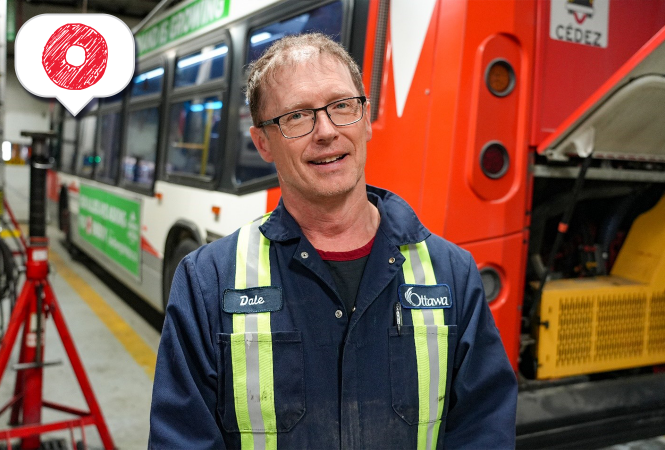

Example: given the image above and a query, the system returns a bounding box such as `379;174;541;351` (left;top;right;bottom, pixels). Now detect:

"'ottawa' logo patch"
399;284;452;309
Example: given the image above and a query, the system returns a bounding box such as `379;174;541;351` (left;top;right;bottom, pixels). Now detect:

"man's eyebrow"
281;101;310;112
281;92;357;112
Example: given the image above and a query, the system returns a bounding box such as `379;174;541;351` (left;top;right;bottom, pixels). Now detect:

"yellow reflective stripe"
411;309;424;326
231;315;250;441
256;214;277;447
232;215;277;450
432;310;444;326
235;223;250;289
233;313;247;332
258;215;271;287
257;313;277;447
400;245;416;284
231;316;252;440
434;326;449;450
401;240;449;450
415;240;436;285
414;323;431;450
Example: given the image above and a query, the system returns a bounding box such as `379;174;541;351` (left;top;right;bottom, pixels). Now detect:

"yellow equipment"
536;194;665;379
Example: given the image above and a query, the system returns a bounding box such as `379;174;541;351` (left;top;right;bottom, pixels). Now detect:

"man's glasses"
258;96;367;139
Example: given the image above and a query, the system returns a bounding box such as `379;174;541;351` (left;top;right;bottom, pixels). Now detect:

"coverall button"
301;251;309;259
388;257;396;264
335;310;343;319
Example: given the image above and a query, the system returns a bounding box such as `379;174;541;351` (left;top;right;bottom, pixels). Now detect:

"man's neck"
282;185;380;252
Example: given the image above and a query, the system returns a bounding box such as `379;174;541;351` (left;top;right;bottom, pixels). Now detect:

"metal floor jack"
0;132;115;450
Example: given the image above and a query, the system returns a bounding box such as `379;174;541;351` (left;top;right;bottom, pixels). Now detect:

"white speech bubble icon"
15;14;135;116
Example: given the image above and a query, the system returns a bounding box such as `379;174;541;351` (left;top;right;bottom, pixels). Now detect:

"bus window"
94;111;121;183
235;94;276;183
245;1;344;63
166;96;222;178
174;43;228;88
131;67;165;97
103;90;125;105
60;115;77;173
123;107;159;187
235;1;344;184
75;115;96;177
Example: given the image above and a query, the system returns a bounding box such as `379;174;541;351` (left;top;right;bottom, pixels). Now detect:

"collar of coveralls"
258;184;431;248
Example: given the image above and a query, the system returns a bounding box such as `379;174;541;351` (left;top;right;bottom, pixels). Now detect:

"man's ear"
250;126;274;163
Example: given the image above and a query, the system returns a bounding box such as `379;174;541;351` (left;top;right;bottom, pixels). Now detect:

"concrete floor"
0;225;159;450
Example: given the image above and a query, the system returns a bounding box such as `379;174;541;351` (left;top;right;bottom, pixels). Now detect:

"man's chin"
308;181;366;201
280;171;366;204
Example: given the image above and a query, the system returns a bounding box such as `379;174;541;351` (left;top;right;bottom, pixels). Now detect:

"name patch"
223;287;283;314
399;284;452;309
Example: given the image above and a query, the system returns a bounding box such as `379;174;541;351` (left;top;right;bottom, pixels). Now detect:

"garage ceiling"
20;0;174;20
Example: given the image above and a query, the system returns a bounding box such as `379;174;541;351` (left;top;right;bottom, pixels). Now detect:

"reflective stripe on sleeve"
400;241;448;450
232;214;277;450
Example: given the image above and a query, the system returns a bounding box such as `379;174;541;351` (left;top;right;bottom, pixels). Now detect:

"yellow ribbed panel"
536;278;665;379
648;291;665;355
611;194;665;291
536;193;665;379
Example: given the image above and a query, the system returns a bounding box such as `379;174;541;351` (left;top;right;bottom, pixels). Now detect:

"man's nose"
312;109;337;139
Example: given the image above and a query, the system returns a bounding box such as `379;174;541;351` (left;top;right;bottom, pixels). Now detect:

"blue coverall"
150;186;517;449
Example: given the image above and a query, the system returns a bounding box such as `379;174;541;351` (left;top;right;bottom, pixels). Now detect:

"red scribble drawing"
42;23;108;90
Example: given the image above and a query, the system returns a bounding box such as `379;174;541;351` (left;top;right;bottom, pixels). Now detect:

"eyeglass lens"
279;97;363;138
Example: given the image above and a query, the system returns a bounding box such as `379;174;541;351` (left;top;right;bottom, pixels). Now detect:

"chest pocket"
390;241;456;450
389;324;457;425
217;214;305;448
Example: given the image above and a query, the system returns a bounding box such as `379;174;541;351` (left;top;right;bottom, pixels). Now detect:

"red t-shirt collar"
317;236;375;261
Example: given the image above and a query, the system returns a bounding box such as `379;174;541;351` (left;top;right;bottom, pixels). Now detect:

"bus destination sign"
136;0;231;56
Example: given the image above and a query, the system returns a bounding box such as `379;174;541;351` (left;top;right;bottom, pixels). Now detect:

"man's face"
250;52;372;205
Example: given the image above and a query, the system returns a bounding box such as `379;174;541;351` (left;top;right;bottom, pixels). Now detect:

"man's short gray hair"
246;33;365;127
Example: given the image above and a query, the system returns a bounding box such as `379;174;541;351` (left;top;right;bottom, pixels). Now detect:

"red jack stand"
0;131;115;450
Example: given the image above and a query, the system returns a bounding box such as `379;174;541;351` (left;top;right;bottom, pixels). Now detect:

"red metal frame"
0;222;115;449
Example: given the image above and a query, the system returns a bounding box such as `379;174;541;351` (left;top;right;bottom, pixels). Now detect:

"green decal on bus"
135;0;231;56
78;185;141;277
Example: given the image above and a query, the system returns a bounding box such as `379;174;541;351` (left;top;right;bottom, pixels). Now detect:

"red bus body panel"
364;0;538;368
531;0;665;145
363;0;665;370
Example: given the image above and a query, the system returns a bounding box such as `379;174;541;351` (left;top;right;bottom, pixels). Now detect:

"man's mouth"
311;154;347;165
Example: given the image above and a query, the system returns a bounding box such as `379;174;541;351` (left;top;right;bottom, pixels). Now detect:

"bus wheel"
162;239;199;312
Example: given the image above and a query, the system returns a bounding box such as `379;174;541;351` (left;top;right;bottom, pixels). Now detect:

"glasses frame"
258;96;367;139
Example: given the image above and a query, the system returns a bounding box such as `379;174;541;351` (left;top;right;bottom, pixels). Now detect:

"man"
150;33;517;449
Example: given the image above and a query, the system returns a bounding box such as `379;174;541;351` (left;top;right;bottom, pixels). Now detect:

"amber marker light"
485;59;515;97
212;206;221;218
